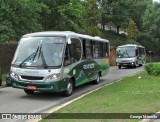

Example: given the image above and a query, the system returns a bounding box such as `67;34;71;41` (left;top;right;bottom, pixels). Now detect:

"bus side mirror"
68;38;71;44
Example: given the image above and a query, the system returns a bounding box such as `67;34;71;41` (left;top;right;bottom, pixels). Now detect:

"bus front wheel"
118;65;121;69
63;79;73;97
93;73;100;84
24;89;34;95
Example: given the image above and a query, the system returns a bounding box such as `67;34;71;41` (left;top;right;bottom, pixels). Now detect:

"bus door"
63;38;89;86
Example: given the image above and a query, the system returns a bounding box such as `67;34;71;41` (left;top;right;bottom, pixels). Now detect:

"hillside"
101;30;127;49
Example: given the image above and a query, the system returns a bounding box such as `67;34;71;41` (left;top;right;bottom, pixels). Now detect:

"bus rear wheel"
24;89;34;95
63;79;73;97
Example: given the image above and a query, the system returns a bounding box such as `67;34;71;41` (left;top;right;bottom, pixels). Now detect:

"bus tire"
118;65;121;69
63;79;73;97
24;89;34;95
93;73;100;84
133;64;137;68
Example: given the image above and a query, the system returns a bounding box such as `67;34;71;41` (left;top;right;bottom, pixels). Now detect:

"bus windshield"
12;37;66;68
116;46;135;58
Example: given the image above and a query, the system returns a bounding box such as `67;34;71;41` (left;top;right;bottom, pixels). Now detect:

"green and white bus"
10;31;110;96
116;44;146;69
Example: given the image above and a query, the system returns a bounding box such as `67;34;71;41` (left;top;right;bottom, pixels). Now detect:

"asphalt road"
0;66;144;122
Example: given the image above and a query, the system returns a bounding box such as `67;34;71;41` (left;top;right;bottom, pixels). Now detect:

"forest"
0;0;160;54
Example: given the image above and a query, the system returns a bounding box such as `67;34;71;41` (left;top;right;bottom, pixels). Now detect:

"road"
0;66;144;122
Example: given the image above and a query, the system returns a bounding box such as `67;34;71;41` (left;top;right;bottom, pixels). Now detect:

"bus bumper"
11;78;68;92
117;62;136;66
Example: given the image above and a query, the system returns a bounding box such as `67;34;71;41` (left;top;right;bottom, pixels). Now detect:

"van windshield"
12;37;66;68
116;46;135;58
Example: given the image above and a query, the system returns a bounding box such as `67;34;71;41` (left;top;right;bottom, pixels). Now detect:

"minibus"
10;31;110;96
116;44;145;69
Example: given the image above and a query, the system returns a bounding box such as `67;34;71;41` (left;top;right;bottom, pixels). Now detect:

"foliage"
128;0;152;31
127;19;140;40
0;0;46;43
126;39;140;45
144;63;160;76
101;0;130;34
84;0;101;36
137;33;156;53
0;0;160;56
143;2;160;39
40;0;85;32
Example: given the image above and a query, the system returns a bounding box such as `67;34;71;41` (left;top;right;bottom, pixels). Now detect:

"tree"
40;0;85;32
0;0;46;43
84;0;102;36
143;2;160;39
142;2;160;54
101;0;130;34
127;19;140;40
128;0;152;31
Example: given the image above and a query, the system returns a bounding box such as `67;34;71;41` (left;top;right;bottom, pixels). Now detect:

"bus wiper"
40;50;48;69
19;46;39;67
125;51;130;58
121;51;130;58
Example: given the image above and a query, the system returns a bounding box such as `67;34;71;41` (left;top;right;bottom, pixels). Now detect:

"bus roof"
22;31;109;43
117;44;145;48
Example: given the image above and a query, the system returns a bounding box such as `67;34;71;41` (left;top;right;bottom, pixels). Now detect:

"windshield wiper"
120;51;130;58
37;43;48;69
125;51;130;58
40;51;48;69
19;46;39;67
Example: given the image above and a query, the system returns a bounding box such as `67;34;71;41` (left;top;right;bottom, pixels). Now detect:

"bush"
144;63;160;76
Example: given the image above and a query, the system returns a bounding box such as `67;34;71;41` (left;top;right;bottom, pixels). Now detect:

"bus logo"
83;63;95;69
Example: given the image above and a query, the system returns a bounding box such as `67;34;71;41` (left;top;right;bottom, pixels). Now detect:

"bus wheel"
118;65;121;69
93;73;100;84
24;89;34;95
133;64;137;68
63;79;73;97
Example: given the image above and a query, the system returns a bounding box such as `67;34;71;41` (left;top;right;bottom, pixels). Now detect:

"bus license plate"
27;86;36;90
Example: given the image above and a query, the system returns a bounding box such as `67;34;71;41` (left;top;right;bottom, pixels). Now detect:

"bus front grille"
21;75;44;81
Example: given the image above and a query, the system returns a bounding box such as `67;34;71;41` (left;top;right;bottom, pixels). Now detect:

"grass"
42;72;160;122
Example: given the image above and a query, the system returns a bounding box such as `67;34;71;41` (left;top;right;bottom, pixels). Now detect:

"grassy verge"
42;72;160;122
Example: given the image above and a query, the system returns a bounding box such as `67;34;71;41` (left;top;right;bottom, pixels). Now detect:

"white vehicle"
116;44;146;69
10;31;110;96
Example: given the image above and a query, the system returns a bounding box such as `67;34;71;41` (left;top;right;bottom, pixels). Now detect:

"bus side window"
103;43;108;58
70;38;82;63
99;42;103;58
64;44;71;66
85;40;92;59
93;42;102;59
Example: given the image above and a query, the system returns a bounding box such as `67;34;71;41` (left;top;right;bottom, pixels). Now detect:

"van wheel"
118;65;121;69
24;89;34;95
93;73;100;84
63;79;73;97
133;64;137;68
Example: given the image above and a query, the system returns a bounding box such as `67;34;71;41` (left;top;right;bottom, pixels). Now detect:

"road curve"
0;66;144;122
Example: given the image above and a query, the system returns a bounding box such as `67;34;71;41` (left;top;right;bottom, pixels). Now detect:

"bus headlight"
131;58;136;62
116;59;120;63
45;73;60;81
10;71;19;80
